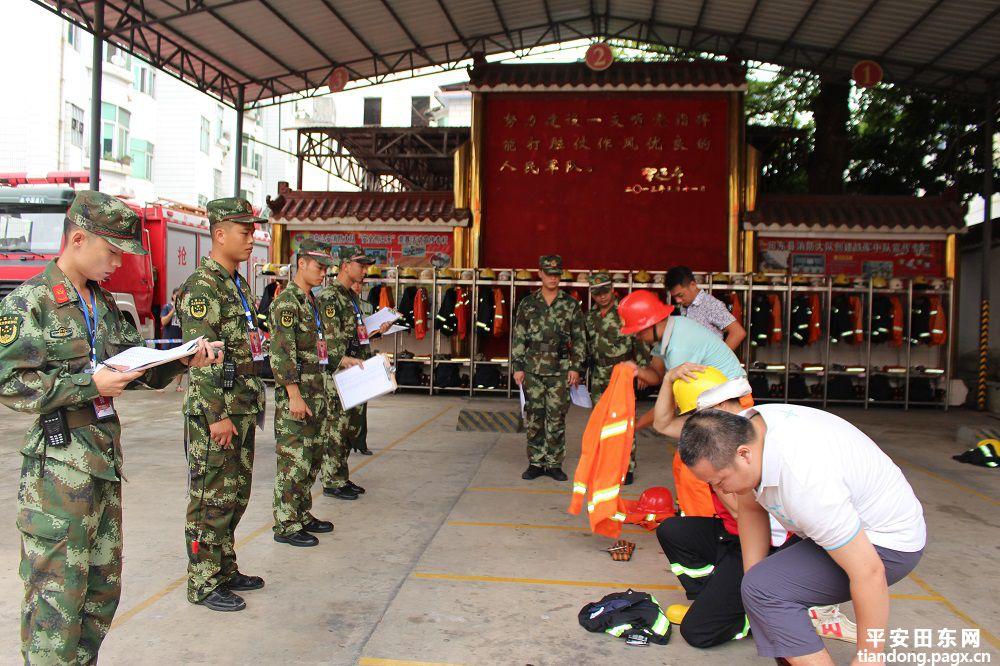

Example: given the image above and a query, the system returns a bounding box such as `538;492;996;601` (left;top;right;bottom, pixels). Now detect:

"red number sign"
852;60;883;88
585;42;614;71
327;66;350;93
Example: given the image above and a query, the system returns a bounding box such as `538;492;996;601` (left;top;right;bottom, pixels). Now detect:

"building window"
101;103;130;161
213;169;223;199
69;104;84;148
133;64;155;97
411;96;430;126
363;97;382;126
198;194;209;208
67;23;80;50
129;139;154;180
215;105;225;142
200;116;210;154
253;152;262;177
104;43;131;69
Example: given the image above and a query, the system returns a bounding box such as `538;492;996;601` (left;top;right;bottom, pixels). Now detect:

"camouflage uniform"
176;198;267;604
511;256;587;468
584;272;652;473
0;192;184;665
316;246;374;490
270;240;335;536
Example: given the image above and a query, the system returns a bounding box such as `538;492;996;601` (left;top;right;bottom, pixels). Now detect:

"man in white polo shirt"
678;404;926;665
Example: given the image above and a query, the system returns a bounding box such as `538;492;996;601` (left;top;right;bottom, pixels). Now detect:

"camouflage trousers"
17;455;122;666
523;373;570;467
184;413;257;603
348;402;368;452
273;389;327;536
590;373;638;474
319;387;351;490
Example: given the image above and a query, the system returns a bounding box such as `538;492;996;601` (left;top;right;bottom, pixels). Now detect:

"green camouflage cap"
539;254;563;275
589;271;613;293
338;245;375;265
66;190;146;255
296;237;335;267
206;197;267;226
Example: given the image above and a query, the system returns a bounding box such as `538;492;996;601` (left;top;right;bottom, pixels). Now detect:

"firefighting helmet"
872;276;889;289
711;272;730;285
575;271;589;283
461;269;475;281
419;268;434;281
498;270;512;281
913;275;929;288
515;269;533;280
633;270;652;284
612;272;627;282
480;268;497;280
636;487;674;514
833;274;851;287
366;264;382;277
673;366;753;415
560;268;573;280
401;267;419;278
618;290;674;335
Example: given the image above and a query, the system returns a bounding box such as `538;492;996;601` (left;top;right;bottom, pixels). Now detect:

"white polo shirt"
751;404;926;553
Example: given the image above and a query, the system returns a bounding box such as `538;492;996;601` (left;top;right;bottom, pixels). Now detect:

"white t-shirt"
751;404;926;553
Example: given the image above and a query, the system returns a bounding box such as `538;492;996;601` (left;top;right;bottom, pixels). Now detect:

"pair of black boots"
323;479;366;500
522;465;567;481
197;571;265;612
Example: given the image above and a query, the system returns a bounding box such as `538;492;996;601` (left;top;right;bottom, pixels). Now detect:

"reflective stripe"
600;419;628;439
587;502;596;513
733;615;751;640
591;485;620;504
607;623;631;637
670;562;715;578
611;512;627;522
573;482;587;495
651;612;669;636
645;513;656;521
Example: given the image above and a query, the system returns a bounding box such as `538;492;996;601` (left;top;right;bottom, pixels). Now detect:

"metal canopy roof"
33;0;999;107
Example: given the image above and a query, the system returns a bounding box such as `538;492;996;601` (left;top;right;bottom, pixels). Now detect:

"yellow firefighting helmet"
367;264;382;277
480;268;497;280
673;367;753;415
515;269;533;280
633;270;652;284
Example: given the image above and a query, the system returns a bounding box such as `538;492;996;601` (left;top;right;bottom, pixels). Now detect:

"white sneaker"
809;605;857;643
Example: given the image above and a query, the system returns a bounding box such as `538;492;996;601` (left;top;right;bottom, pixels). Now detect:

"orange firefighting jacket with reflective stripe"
568;364;635;538
414;287;428;340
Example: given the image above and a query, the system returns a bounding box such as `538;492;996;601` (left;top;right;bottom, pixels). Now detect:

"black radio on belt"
222;360;236;389
40;409;70;448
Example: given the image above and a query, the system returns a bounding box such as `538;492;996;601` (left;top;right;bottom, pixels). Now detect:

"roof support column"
978;91;994;410
233;85;245;196
89;0;104;191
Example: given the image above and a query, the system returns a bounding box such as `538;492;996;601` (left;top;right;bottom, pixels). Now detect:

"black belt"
64;406;118;429
234;361;266;377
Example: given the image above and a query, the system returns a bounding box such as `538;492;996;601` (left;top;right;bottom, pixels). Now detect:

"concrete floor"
0;389;997;665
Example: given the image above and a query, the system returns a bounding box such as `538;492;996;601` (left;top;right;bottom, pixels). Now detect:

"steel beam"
233;85;244;195
89;0;103;190
978;92;995;409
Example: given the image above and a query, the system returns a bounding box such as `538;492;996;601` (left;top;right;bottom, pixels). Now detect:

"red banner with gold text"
480;92;731;270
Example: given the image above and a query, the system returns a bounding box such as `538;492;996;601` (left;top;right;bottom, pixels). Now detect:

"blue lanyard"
74;287;99;368
348;293;364;326
232;274;256;330
309;297;323;335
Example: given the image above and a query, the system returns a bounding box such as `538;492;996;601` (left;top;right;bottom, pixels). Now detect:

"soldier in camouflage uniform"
270;238;337;547
511;255;587;481
347;278;375;456
584;271;652;485
176;198;267;612
316;246;378;500
0;191;221;664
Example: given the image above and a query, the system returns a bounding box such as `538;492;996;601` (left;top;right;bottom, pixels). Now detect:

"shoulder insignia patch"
325;305;336;319
0;315;21;346
280;311;295;328
49;325;72;339
189;296;208;320
52;284;69;304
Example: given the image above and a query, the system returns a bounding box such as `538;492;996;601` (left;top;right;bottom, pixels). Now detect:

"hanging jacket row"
475;286;509;338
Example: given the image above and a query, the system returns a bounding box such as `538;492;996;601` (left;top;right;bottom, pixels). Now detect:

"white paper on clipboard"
570;384;593;408
363;307;402;331
333;354;397;410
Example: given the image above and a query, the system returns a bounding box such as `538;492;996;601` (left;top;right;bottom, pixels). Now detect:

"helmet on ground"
673;367;754;415
618;290;674;335
636;486;674;514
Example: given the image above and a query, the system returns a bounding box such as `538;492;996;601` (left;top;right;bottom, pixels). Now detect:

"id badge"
248;328;265;362
317;338;329;365
93;396;116;420
357;324;371;346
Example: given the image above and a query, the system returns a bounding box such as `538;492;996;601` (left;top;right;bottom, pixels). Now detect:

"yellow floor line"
894;457;999;506
466;486;639;500
412;572;682;591
908;573;1000;649
447;520;651;535
889;593;944;602
111;404;454;630
358;657;460;666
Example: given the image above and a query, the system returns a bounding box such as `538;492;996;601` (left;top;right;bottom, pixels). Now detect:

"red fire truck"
0;173;270;339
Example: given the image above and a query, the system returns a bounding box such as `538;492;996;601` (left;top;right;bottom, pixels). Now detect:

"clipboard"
333;354;397;410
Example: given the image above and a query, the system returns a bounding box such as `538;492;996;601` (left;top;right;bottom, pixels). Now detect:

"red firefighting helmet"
619;290;675;335
636;486;674;514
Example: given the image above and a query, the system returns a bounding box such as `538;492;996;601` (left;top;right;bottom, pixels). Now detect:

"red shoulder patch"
52;284;69;304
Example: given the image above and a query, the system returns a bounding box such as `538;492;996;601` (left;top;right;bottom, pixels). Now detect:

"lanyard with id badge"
233;275;265;362
75;287;116;421
310;298;329;365
349;294;370;346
